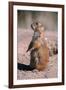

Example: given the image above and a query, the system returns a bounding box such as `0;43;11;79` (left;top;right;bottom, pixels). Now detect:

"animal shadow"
18;63;35;71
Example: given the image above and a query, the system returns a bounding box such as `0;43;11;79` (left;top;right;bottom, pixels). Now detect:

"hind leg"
36;64;45;71
36;61;48;71
36;57;49;71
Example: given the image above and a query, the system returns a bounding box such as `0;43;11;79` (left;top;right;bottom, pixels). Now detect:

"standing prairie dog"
27;22;49;71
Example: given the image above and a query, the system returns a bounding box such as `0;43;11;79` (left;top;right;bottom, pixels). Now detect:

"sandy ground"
17;29;58;80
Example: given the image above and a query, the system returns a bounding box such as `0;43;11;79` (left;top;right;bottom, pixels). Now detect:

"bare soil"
17;29;58;80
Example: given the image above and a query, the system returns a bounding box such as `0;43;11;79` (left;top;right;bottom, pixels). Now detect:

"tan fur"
36;44;49;71
30;22;49;71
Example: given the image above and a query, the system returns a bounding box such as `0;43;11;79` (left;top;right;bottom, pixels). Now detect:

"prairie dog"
27;22;49;71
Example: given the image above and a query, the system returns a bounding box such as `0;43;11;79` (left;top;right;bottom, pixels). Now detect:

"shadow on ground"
18;63;35;71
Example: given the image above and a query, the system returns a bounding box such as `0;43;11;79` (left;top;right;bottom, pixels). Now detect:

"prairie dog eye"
36;22;42;26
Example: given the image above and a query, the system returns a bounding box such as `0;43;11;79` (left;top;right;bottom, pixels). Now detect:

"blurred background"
17;10;58;31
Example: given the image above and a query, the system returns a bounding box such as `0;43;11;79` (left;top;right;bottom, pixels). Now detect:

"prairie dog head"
31;22;45;39
31;22;44;31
